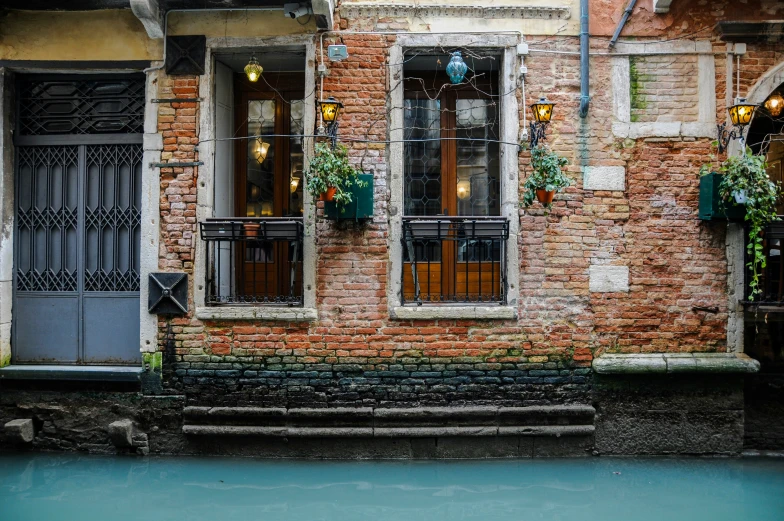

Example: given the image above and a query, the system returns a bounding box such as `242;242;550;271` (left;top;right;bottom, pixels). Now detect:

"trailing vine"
707;147;781;300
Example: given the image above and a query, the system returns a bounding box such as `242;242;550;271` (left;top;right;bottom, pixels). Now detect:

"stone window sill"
592;353;760;374
0;365;142;382
390;305;517;320
195;306;318;322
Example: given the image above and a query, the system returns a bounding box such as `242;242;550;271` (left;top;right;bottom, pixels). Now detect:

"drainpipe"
579;0;590;118
609;0;637;48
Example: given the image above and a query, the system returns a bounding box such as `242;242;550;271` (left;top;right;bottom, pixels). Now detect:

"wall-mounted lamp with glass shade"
717;97;758;153
253;138;270;163
529;97;555;148
317;96;344;148
290;176;300;193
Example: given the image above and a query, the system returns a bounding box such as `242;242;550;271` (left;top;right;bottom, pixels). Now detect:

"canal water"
1;454;783;520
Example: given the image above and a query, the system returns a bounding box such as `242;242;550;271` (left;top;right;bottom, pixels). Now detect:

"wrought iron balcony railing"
402;216;509;305
200;218;303;306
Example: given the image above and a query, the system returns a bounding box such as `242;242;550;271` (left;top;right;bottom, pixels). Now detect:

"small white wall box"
328;45;349;61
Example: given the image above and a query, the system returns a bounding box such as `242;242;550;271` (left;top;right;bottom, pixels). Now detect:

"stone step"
182;405;595;437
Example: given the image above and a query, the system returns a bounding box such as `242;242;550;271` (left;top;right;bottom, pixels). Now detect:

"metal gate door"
13;76;144;364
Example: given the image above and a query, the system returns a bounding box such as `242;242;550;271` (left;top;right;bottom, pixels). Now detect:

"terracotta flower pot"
243;222;261;238
319;187;337;202
536;189;555;205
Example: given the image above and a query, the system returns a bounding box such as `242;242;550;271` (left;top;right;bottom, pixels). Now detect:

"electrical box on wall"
328;45;349;61
324;173;374;221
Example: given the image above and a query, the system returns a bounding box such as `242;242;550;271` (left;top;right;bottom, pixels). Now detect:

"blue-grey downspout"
609;0;638;48
579;0;590;118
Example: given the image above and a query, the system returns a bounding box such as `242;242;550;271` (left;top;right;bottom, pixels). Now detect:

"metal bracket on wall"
148;273;189;315
150;161;204;168
152;98;202;103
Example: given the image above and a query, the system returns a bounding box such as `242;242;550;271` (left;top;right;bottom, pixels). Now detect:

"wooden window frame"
403;72;502;302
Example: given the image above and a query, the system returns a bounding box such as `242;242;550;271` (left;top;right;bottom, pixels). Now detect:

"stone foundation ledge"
593;353;760;375
182;405;595;438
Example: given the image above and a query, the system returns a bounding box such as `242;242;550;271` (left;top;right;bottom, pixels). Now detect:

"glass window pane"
289;100;305;216
246;99;275;217
404;98;441;216
455;98;500;217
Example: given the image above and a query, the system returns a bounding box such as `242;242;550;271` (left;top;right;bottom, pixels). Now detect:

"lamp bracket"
529;121;549;149
717;122;745;154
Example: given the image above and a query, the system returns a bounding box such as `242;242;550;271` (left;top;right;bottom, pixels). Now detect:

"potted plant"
521;145;571;208
243;222;260;237
711;147;781;300
304;142;367;206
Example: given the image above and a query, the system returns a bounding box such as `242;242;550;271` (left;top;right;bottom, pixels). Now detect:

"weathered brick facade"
154;12;741;409
2;0;784;456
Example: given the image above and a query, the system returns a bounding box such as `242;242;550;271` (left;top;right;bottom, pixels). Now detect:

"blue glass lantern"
446;51;468;84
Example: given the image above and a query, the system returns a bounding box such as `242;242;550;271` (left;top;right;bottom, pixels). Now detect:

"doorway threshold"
0;365;141;383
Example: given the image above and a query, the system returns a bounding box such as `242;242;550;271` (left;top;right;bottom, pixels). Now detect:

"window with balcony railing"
200;218;303;305
200;66;306;307
401;54;508;305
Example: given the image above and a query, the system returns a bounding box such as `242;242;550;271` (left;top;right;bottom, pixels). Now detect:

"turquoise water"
1;455;783;521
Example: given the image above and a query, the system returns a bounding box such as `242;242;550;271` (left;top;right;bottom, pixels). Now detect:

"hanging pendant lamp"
244;55;263;82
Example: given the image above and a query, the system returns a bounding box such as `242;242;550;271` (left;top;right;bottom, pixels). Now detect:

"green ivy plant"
304;142;367;207
521;145;571;208
703;147;781;300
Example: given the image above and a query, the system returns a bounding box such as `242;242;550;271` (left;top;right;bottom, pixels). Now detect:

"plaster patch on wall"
589;265;630;293
583;166;625;191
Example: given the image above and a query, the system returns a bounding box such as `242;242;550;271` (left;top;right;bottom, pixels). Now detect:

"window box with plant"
521;145;571;208
703;147;782;301
304;142;368;207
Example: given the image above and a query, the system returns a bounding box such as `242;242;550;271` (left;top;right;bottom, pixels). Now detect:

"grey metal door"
13;76;144;364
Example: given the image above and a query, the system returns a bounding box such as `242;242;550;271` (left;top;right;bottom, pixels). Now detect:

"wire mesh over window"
17;77;145;136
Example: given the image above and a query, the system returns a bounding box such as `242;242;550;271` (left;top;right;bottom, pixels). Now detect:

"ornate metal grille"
13;74;144;365
15;144;142;293
84;145;142;292
17;77;145;136
15;146;79;292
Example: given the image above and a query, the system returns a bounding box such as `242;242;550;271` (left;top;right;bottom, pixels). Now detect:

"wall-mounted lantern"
529;97;555;148
718;97;758;153
244;55;263;82
446;51;468;84
764;92;784;117
318;96;344;148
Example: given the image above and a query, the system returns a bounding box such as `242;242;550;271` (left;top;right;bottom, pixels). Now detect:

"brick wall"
629;55;699;123
153;16;783;408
